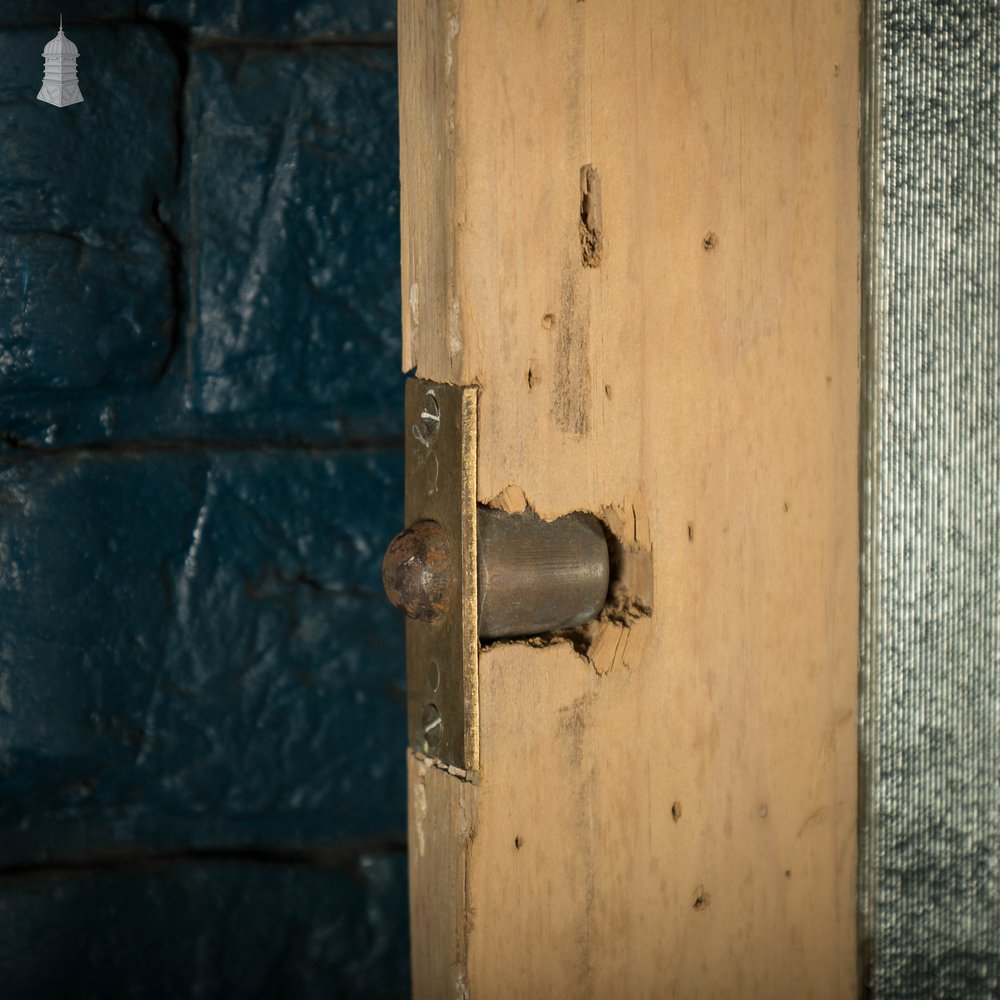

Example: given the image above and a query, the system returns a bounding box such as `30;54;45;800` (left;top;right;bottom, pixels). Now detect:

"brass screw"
422;704;443;752
413;390;440;446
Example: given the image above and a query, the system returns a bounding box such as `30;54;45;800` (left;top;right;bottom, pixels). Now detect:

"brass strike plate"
404;377;479;771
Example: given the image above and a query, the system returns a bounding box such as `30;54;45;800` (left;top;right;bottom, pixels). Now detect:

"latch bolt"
384;507;610;640
385;377;612;769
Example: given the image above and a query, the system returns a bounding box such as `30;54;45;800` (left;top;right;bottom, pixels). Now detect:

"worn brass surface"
403;378;478;771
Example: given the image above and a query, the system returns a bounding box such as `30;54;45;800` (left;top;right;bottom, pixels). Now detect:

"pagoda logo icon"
37;17;83;108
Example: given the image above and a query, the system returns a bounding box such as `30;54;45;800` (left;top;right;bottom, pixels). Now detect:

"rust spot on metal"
382;519;452;622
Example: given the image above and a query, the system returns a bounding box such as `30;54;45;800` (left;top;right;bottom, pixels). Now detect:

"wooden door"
398;2;859;996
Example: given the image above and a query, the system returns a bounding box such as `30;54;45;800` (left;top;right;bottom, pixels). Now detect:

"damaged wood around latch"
381;377;618;770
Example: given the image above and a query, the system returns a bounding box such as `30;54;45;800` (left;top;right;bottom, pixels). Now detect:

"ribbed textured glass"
860;2;1000;997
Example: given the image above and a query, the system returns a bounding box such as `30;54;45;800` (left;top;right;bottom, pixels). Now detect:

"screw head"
422;703;443;752
415;390;440;445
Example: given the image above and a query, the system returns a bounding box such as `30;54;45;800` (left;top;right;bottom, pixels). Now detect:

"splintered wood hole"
693;887;710;910
579;164;603;267
671;801;682;822
702;231;718;251
514;835;524;850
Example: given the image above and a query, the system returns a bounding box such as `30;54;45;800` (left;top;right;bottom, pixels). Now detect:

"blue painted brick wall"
0;2;407;996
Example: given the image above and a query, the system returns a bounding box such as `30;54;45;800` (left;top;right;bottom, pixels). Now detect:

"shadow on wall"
0;2;410;997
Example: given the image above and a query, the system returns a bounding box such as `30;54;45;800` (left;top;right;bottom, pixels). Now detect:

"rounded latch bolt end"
382;519;452;623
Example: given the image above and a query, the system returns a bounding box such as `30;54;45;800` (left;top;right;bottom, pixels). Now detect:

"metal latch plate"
404;377;479;771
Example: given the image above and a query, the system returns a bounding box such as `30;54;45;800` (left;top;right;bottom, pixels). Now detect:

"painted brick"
0;233;174;398
0;26;179;395
0;448;406;863
185;47;402;440
0;6;136;26
0;8;411;992
141;0;396;37
0;854;409;999
0;40;403;450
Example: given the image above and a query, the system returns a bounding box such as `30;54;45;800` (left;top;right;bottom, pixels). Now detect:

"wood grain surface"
401;1;859;995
